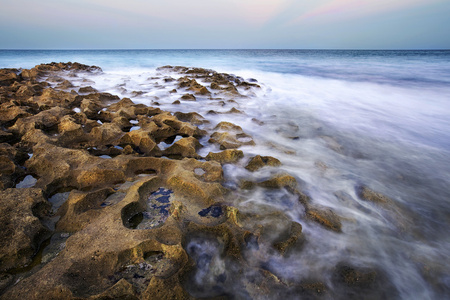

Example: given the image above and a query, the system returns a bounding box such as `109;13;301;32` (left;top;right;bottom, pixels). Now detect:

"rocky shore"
0;62;399;299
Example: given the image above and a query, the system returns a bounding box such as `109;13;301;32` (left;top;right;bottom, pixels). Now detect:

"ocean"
1;49;449;299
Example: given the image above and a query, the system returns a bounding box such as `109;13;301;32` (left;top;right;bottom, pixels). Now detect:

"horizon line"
1;48;449;51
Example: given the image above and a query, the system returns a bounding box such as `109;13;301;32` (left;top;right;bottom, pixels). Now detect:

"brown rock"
206;149;244;164
163;137;202;158
306;205;342;232
180;93;196;101
79;86;98;94
245;155;281;172
357;186;392;205
174;112;209;125
0;69;20;86
259;173;297;189
0;188;50;272
89;123;124;146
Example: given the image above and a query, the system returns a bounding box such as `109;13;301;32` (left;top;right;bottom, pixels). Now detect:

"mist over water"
2;50;449;298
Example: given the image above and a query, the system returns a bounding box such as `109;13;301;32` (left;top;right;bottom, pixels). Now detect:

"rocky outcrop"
0;62;349;299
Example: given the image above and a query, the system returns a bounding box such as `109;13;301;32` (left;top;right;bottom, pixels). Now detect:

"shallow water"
2;50;450;299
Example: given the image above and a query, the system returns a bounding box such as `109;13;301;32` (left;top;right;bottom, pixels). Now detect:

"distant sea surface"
2;50;450;299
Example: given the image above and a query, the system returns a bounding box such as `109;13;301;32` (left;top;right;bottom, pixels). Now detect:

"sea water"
1;50;449;299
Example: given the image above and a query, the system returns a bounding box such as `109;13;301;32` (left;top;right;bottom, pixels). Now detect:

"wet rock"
56;80;74;90
357;186;393;205
0;69;20;86
10;106;68;136
89;123;124;146
0;130;13;143
163;137;202;159
225;107;243;114
305;205;342;232
273;221;303;254
332;263;398;299
79;86;98;94
209;131;255;150
174;111;209;125
0;103;31;126
180;93;196;101
57;188;115;232
119;130;158;155
245;155;281;172
259;173;297;190
206;149;244;164
37;88;78;108
89;278;138;300
213;121;243;132
0;188;51;272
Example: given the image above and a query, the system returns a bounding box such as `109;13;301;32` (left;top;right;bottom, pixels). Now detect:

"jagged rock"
0;188;51;272
89;123;124;146
10;106;68;136
56;188;115;232
80;97;103;118
0;130;13;143
119;130;158;155
163;137;202;158
259;173;297;189
174;112;209;125
245;155;281;171
78;86;98;94
0;103;31;126
180;93;196;101
213;121;243;132
305;205;342;232
357;186;392;205
37;88;77;108
56;80;74;90
206;149;244;164
0;69;20;86
15;84;36;98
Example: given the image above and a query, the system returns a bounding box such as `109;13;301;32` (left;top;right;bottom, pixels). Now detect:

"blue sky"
1;0;449;49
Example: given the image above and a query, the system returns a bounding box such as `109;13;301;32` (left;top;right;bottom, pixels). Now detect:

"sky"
0;0;449;49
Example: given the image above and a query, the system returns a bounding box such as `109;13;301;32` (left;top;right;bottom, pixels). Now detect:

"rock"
172;100;181;105
332;263;399;298
0;103;31;126
163;137;202;159
0;69;20;86
226;107;243;114
305;205;342;232
89;123;124;146
209;131;255;150
259;173;297;189
37;88;78;108
174;112;209;125
56;80;74;89
210;82;221;90
357;186;392;205
245;155;281;171
180;93;196;101
206;149;244;164
119;130;158;155
10;106;68;136
56;188;115;232
0;188;51;272
213;121;243;132
79;86;98;94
